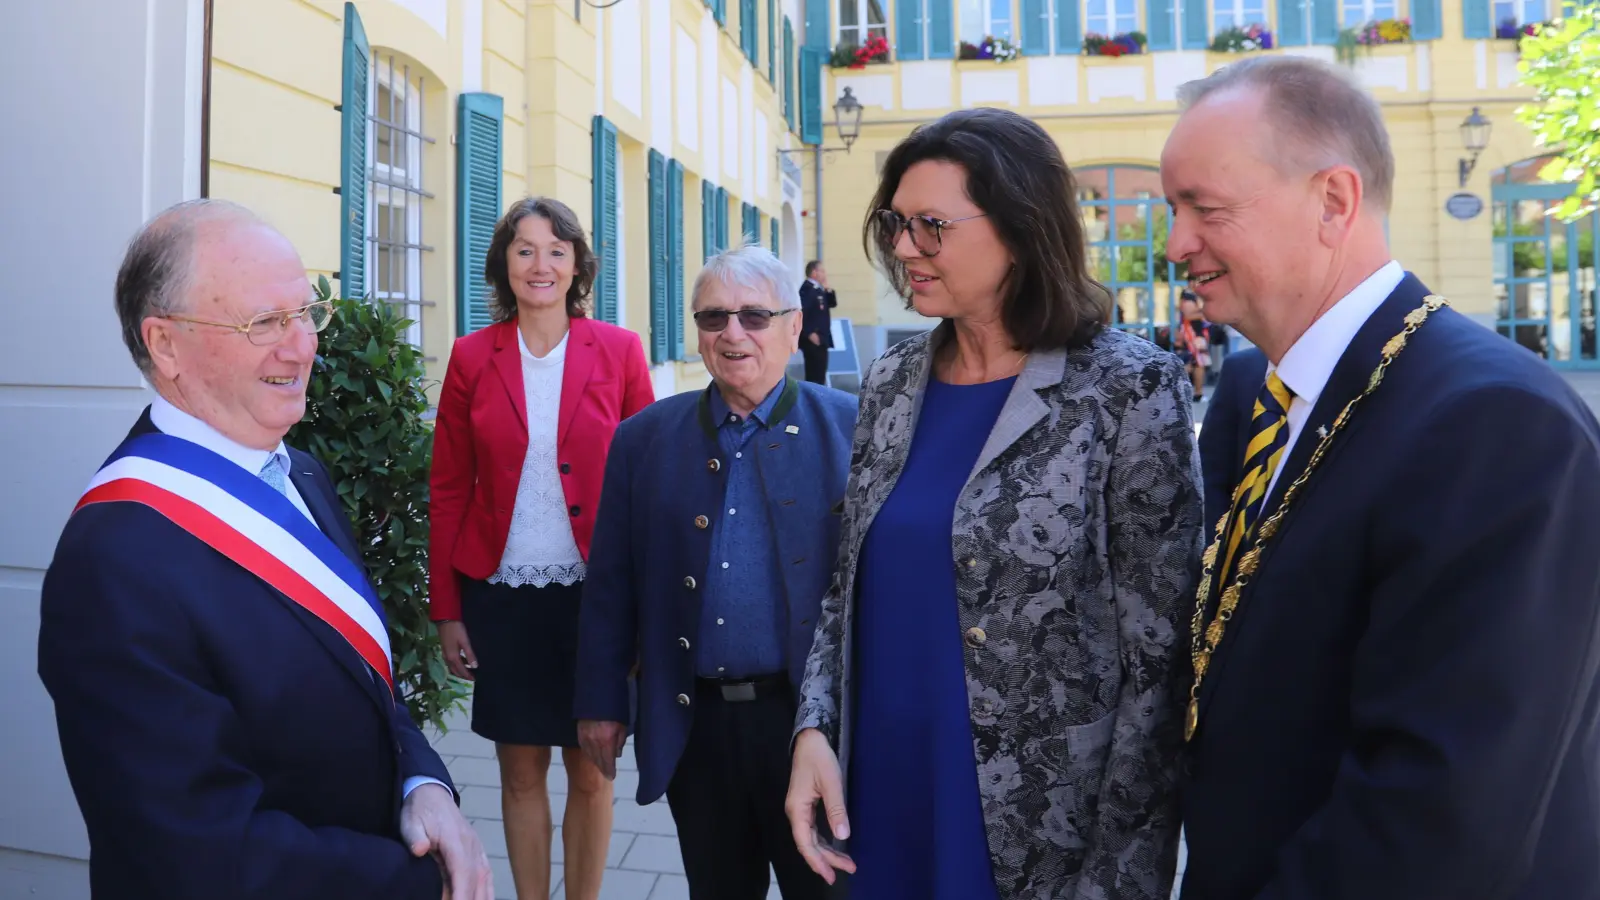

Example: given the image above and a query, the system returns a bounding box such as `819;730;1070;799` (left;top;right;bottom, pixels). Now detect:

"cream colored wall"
813;27;1546;326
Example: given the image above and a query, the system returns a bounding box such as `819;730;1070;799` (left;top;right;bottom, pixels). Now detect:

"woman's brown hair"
484;196;598;322
863;107;1111;351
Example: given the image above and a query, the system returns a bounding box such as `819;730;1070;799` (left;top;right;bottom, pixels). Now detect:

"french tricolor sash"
75;432;395;698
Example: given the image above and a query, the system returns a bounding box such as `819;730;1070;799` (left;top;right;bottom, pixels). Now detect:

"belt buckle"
720;682;758;702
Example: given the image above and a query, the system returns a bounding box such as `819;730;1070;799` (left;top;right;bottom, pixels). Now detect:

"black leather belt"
695;673;788;703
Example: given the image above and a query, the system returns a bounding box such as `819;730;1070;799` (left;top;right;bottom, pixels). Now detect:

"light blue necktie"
258;456;288;496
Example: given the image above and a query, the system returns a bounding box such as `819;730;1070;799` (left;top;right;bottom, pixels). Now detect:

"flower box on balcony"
958;35;1020;62
1082;31;1147;56
1210;23;1274;52
1336;17;1410;65
830;36;890;69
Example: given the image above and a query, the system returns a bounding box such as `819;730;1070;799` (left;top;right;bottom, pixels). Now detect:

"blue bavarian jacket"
575;378;857;804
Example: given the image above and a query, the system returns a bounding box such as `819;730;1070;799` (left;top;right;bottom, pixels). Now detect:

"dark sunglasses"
874;208;988;257
692;308;797;332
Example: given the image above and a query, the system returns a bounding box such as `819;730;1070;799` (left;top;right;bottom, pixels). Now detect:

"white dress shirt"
149;395;446;801
1264;260;1405;501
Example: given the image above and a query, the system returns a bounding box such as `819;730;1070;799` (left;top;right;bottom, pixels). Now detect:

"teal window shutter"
591;116;620;324
897;0;925;59
339;2;369;300
717;187;731;250
784;19;796;131
456;93;503;336
743;0;758;62
768;0;777;80
1462;0;1491;37
1021;0;1050;53
1181;0;1209;47
770;217;780;256
928;0;955;58
1311;0;1338;43
799;46;824;144
1277;0;1307;44
1147;0;1176;50
647;150;669;365
805;0;830;46
703;181;719;260
1412;0;1442;38
667;160;686;360
1056;0;1083;52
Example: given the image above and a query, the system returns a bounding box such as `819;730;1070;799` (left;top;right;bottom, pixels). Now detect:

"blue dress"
847;376;1015;900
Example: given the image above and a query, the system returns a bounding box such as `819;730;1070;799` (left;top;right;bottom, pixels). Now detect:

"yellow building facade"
801;0;1599;367
209;0;819;395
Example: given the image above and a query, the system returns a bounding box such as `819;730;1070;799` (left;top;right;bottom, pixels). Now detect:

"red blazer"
428;317;655;621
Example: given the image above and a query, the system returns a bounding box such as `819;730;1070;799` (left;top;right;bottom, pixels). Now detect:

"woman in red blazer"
429;196;654;900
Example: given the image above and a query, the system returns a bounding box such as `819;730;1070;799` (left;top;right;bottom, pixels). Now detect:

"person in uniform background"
798;260;837;385
576;245;856;900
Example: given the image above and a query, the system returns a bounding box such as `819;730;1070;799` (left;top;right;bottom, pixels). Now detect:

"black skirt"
460;577;586;748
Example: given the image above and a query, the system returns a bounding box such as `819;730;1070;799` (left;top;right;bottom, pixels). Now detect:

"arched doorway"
1075;165;1188;349
1492;156;1600;367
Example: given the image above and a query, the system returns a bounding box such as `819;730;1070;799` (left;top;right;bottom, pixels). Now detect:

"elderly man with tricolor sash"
37;199;492;900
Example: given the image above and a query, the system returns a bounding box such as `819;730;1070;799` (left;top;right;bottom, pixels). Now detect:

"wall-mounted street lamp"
1458;107;1492;189
779;87;868;260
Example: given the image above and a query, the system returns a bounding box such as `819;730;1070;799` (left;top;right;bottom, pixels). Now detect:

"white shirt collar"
1271;260;1405;408
148;394;292;480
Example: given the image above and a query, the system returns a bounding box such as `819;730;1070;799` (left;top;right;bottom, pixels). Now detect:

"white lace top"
488;328;587;588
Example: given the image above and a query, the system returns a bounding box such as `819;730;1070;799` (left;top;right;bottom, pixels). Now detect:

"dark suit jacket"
38;411;453;900
575;379;857;804
799;279;837;347
1181;274;1600;899
1198;346;1267;531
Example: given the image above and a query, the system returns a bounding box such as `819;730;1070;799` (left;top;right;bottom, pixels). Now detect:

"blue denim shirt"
698;379;788;679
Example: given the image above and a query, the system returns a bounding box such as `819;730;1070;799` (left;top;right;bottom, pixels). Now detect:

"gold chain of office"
1184;293;1450;743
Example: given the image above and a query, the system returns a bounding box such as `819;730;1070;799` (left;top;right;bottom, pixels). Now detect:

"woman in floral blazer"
785;107;1204;900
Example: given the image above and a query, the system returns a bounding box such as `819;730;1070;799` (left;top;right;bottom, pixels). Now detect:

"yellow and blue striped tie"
1217;372;1295;588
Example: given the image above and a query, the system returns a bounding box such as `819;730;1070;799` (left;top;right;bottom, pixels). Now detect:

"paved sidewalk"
427;708;783;900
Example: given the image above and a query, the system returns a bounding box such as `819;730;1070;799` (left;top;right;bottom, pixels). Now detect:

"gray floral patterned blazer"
795;322;1203;900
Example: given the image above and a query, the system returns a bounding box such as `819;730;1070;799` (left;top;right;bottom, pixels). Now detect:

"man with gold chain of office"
1167;56;1600;899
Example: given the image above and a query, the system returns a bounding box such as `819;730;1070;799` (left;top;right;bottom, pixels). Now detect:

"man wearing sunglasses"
38;199;492;900
577;245;856;900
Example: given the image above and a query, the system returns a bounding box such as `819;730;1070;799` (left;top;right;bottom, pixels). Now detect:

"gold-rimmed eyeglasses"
873;209;989;257
163;300;336;347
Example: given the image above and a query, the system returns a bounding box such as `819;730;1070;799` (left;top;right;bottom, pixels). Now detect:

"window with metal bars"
367;54;435;348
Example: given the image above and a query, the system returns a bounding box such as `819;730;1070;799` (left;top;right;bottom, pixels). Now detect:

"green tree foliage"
1517;7;1600;222
286;276;468;732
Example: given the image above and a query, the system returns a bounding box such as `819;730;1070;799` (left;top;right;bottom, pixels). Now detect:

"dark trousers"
801;341;829;385
665;677;834;900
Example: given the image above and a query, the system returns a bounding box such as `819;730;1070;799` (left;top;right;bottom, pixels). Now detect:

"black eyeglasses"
692;308;797;333
873;208;988;257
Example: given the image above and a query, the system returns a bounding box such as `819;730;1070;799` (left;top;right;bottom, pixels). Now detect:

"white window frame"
836;0;888;47
960;0;1013;45
1341;0;1397;27
366;57;429;348
1212;0;1267;31
1492;0;1544;25
1084;0;1138;36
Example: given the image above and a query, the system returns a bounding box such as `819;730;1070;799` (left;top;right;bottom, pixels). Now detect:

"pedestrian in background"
798;260;837;385
786;106;1202;900
428;196;654;900
578;245;856;900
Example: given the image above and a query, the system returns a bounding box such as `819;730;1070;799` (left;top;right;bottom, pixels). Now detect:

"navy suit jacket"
1198;346;1267;531
1181;274;1600;899
576;379;857;804
38;411;453;900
